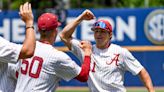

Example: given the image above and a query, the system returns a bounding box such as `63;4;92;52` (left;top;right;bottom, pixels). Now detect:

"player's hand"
79;41;92;56
80;9;95;21
19;2;34;27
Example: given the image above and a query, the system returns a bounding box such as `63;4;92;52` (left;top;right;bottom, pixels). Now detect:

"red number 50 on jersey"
21;56;43;78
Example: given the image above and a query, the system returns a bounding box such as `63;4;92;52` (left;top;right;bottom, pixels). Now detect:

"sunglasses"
94;21;106;27
92;21;110;31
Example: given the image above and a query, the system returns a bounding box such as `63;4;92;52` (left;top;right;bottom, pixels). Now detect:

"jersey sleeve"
0;37;22;63
54;51;81;81
70;39;84;63
7;63;19;80
122;48;143;75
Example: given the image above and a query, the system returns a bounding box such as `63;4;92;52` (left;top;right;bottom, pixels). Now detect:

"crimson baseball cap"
37;13;61;31
91;19;112;32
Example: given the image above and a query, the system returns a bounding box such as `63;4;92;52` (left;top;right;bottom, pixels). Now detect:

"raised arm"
139;68;155;92
60;9;95;50
18;2;36;59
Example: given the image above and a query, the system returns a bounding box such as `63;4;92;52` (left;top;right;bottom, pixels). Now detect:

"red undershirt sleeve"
75;56;91;82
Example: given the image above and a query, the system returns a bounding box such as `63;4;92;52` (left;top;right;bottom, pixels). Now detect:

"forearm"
24;26;35;53
75;56;90;82
139;68;155;92
19;25;35;59
60;14;83;39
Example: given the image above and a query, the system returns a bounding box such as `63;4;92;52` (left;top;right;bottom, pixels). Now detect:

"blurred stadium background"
0;0;164;92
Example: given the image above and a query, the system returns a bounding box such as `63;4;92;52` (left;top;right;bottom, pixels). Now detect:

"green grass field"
56;87;164;92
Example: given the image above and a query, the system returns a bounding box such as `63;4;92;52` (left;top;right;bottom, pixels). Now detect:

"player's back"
15;41;72;92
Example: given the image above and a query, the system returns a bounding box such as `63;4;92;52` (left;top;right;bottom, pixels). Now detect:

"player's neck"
39;39;53;45
97;41;111;49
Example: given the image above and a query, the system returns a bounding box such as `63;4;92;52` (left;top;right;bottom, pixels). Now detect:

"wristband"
26;26;34;30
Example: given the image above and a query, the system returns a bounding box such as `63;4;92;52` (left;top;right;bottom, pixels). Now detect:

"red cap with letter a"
37;13;61;31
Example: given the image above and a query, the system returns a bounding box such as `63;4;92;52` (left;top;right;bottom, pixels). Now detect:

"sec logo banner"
144;9;164;45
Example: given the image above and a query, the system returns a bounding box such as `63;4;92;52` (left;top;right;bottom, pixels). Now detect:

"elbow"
59;33;67;42
23;48;35;58
59;33;65;39
20;46;35;59
79;73;89;82
79;77;89;82
59;34;64;42
25;42;35;58
59;33;63;39
75;66;90;82
81;75;89;82
59;32;71;41
75;74;89;82
25;49;35;58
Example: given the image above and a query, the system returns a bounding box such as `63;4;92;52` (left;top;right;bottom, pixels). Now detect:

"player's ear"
109;32;112;40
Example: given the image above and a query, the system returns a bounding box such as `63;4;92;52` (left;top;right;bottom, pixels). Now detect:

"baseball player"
60;9;155;92
0;2;35;92
15;13;92;92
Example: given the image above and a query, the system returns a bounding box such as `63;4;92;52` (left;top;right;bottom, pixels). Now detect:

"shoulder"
52;49;71;60
110;43;121;49
0;37;22;47
0;37;9;43
109;44;130;56
111;44;127;51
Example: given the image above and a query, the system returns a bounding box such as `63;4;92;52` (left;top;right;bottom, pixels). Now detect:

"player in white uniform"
60;9;155;92
15;13;92;92
0;2;35;92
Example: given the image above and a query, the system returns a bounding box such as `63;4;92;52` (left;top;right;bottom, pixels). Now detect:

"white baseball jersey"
0;37;22;92
15;41;81;92
71;39;143;92
5;63;19;92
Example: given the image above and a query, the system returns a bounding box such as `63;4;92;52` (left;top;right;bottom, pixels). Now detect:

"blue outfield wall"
124;51;164;86
0;8;164;86
0;8;164;45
